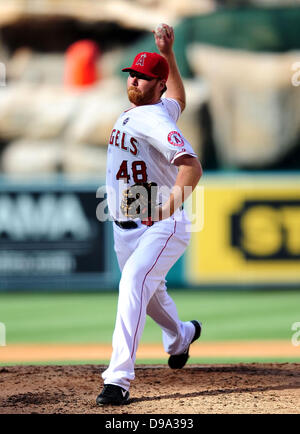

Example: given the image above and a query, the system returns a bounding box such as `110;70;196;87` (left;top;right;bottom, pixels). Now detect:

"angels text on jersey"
109;128;139;157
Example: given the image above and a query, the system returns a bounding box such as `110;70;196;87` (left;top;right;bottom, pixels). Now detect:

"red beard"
127;85;155;106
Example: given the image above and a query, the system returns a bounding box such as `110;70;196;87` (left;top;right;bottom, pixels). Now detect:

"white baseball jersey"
106;97;197;220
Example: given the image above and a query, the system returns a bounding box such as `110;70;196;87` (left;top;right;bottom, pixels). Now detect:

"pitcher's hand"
152;24;174;56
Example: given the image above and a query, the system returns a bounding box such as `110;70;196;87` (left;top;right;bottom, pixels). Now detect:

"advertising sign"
0;180;115;290
186;175;300;286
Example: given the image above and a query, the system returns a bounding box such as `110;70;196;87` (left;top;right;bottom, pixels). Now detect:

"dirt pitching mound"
0;364;299;414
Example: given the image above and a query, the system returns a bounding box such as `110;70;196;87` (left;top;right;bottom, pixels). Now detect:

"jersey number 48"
116;160;147;183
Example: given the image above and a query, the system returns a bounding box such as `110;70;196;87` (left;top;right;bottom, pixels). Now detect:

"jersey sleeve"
161;98;181;123
146;117;198;165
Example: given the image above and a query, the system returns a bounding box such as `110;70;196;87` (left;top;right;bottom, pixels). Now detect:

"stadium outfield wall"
0;173;299;291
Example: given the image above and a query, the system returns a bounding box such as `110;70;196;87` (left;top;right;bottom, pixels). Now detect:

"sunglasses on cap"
129;71;155;81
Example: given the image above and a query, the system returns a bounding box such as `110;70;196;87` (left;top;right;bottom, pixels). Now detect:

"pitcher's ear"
160;80;166;90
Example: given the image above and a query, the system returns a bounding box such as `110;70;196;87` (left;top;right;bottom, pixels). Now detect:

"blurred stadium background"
0;0;299;364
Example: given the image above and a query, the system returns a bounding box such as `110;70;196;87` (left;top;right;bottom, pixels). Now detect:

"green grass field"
0;289;299;363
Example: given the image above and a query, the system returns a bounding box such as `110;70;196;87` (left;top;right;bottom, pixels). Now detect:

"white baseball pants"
101;211;195;391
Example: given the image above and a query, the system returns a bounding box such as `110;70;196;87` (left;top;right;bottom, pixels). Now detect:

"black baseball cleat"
96;384;130;406
168;320;202;369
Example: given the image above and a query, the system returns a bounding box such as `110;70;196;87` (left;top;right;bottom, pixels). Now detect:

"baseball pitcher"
97;23;203;406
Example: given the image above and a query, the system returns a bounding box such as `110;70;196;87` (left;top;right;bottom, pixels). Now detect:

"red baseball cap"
122;52;169;81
